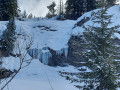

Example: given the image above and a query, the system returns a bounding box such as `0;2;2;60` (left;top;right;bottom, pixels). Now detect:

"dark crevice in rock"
48;48;67;66
73;17;90;29
67;35;87;67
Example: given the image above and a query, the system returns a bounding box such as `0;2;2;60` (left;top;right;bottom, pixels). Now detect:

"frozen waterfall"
56;45;68;57
28;45;68;65
28;48;52;65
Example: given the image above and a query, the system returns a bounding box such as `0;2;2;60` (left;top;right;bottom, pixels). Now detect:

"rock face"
73;17;90;29
48;35;87;67
48;48;68;66
67;35;87;67
28;35;87;67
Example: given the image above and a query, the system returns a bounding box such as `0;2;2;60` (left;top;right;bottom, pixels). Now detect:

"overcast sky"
18;0;66;17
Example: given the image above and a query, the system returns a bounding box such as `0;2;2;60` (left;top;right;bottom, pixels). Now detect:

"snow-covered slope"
16;19;75;50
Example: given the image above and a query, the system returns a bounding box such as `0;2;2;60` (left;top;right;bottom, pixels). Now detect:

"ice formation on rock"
28;45;68;65
28;48;52;65
56;45;68;57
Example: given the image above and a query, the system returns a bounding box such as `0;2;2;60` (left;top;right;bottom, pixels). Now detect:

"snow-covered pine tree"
78;0;120;89
60;0;120;89
1;18;16;56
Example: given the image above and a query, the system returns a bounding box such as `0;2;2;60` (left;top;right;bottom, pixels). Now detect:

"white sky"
18;0;66;17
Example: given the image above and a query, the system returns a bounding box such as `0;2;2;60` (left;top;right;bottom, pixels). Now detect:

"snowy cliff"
15;19;75;65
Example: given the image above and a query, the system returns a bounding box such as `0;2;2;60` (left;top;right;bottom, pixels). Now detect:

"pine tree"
46;2;56;18
28;13;33;19
0;0;18;21
60;0;120;89
1;18;16;56
96;0;116;8
86;0;96;11
107;0;116;6
78;0;120;89
65;0;79;20
22;10;28;18
65;0;96;20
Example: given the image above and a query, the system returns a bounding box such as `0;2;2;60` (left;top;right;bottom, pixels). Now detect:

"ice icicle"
28;47;52;65
56;50;63;55
55;45;68;57
63;47;68;57
42;50;52;65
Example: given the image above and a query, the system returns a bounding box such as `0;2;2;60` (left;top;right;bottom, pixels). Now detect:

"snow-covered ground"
2;55;91;90
2;58;78;90
16;19;76;50
0;5;120;90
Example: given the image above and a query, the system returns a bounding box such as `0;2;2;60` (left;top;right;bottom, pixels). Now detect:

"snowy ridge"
72;5;120;37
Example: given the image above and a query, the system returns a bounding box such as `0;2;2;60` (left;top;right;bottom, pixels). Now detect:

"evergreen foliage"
46;2;56;18
81;8;120;89
21;10;28;18
79;0;120;89
28;13;33;19
107;0;116;6
60;0;120;89
0;18;16;56
0;0;18;21
65;0;96;20
96;0;116;8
